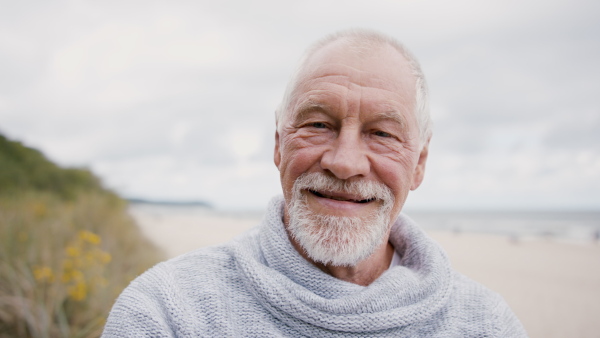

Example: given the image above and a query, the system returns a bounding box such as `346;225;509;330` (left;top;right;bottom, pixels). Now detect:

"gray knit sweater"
103;196;527;337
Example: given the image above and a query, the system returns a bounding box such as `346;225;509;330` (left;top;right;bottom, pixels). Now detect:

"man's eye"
310;122;327;129
373;130;392;138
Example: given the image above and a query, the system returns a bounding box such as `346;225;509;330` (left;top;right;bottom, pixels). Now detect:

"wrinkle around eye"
366;131;407;153
293;122;337;143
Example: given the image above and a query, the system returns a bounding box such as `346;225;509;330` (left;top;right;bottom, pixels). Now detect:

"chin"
286;173;395;266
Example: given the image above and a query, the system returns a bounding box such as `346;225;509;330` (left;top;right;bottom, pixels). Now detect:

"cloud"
0;0;598;209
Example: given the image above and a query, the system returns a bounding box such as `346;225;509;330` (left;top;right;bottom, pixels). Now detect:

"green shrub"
0;135;102;200
0;134;164;337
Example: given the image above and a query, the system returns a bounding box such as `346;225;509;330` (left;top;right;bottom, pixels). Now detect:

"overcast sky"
1;0;599;210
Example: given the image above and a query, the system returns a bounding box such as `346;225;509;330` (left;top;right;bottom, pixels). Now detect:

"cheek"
279;139;326;189
372;152;418;193
281;133;327;164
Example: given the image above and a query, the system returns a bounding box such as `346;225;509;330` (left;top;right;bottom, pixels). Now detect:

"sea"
406;210;600;243
129;202;600;244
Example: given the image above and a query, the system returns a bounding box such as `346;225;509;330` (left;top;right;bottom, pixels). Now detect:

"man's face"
274;41;429;264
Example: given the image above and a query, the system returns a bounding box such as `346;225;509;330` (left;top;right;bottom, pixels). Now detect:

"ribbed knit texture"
103;196;527;337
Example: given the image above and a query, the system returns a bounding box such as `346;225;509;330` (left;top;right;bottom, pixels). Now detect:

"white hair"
287;172;395;266
275;29;432;145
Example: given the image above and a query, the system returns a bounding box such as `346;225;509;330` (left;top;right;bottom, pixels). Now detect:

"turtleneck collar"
234;196;454;335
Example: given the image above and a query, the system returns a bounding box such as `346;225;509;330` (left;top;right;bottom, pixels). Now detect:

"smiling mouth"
308;189;375;204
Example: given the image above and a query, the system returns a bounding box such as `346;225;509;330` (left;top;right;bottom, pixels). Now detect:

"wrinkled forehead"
288;41;418;114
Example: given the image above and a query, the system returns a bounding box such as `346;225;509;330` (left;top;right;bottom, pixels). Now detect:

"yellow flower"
79;230;101;245
68;281;87;301
97;251;112;265
71;269;84;281
33;266;54;282
65;246;80;257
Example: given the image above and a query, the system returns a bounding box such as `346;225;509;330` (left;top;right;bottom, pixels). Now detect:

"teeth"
309;190;372;203
330;195;351;202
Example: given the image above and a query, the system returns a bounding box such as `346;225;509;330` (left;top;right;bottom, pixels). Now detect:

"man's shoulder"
102;228;263;337
119;225;260;299
452;272;496;295
122;246;228;298
447;272;527;337
450;271;506;309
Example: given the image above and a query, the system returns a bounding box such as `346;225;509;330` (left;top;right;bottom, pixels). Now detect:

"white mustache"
293;172;394;203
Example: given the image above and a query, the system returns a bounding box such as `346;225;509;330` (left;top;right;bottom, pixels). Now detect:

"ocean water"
407;210;600;243
129;203;600;243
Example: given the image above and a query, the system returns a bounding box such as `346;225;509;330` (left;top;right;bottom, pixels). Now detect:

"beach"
129;204;600;338
429;232;600;338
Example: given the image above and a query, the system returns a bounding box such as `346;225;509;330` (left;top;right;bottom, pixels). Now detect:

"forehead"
290;41;417;116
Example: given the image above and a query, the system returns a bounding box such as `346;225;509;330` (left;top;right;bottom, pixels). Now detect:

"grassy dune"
0;135;163;337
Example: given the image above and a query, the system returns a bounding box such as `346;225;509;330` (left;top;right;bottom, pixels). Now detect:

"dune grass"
0;134;164;337
0;191;163;337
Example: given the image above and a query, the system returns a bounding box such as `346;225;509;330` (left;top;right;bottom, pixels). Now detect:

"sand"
130;206;600;338
429;232;600;338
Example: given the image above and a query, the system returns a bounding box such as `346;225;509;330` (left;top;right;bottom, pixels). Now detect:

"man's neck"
288;234;395;286
316;241;395;286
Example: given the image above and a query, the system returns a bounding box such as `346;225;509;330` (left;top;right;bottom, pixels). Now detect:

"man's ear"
410;137;431;190
274;130;281;169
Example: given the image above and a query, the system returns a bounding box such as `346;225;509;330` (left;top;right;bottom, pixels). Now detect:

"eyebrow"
371;111;407;129
292;100;331;123
291;100;408;128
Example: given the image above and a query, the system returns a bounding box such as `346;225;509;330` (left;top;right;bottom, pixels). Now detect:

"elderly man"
103;30;526;337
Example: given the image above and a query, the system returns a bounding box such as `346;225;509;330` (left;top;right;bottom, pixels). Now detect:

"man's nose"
320;129;370;180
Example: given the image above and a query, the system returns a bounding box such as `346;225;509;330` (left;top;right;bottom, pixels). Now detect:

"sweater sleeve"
493;297;528;338
102;265;177;337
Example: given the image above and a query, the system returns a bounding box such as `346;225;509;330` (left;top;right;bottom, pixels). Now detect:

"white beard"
286;172;395;267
